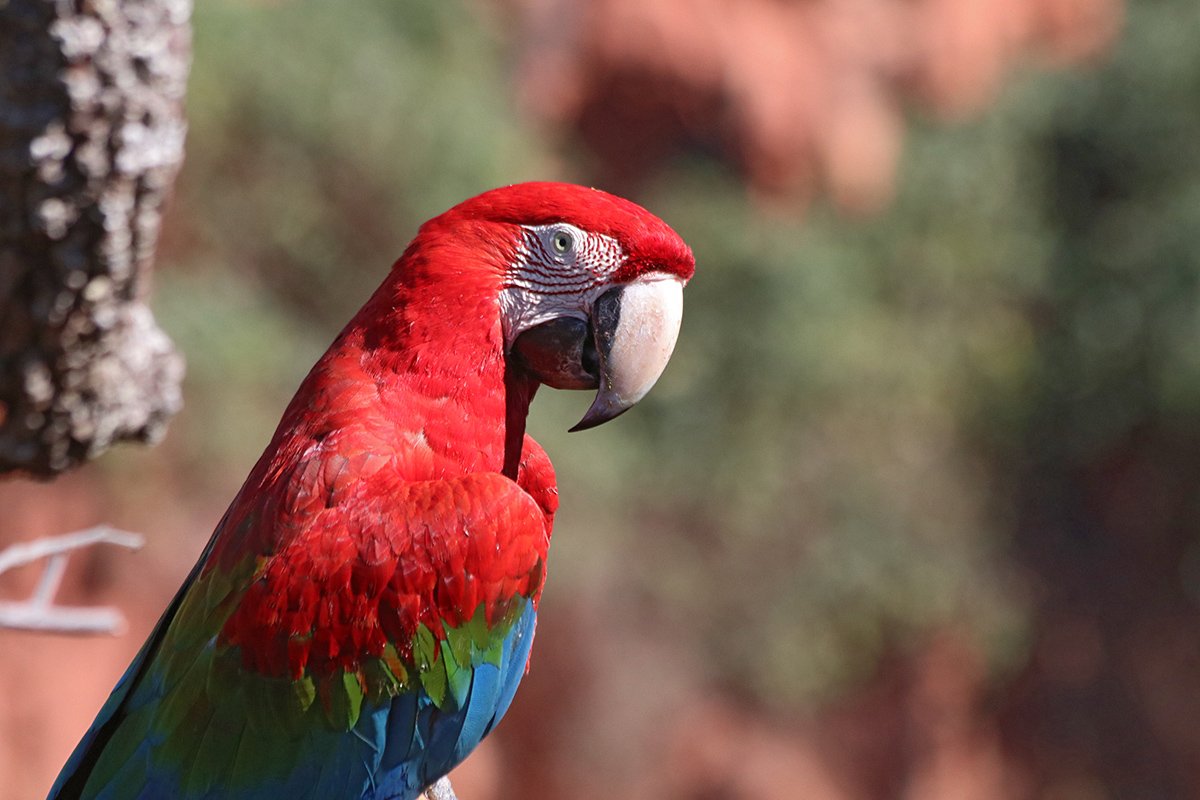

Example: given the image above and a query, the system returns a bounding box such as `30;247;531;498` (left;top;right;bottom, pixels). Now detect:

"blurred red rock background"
507;0;1120;210
9;0;1200;798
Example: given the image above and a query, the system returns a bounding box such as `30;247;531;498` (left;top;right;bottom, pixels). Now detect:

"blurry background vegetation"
6;0;1200;797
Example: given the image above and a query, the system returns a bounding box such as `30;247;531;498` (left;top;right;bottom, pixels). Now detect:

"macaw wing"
51;464;550;800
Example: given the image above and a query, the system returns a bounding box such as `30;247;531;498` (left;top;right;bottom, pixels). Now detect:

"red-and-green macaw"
49;183;694;800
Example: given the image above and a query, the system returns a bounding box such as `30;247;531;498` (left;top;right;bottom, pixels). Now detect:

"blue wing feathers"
489;602;537;737
54;599;537;800
374;599;538;800
457;664;501;762
380;691;419;773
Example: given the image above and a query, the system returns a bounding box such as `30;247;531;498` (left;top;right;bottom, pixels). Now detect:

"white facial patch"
499;223;624;346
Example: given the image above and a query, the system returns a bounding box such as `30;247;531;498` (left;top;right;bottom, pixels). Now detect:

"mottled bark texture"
0;0;190;476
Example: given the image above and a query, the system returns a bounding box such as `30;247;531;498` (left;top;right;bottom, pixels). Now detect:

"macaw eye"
552;230;575;255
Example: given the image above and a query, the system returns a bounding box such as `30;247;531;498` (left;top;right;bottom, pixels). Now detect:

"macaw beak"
511;275;685;431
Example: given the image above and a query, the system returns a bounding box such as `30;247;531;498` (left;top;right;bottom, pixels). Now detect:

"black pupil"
556;233;570;251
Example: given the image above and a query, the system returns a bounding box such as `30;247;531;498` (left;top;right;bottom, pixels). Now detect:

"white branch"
424;777;459;800
0;526;145;635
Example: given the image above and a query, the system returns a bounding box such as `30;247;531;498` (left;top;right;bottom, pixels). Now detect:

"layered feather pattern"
49;183;694;800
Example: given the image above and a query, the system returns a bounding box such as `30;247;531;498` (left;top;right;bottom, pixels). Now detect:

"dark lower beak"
510;276;685;431
509;316;599;391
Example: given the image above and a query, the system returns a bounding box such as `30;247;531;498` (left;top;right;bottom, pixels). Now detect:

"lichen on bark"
0;0;191;476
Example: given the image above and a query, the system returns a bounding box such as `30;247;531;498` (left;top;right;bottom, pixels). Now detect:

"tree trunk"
0;0;190;477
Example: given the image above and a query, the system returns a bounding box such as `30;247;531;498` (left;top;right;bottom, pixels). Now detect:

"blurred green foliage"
161;0;550;482
152;0;1200;709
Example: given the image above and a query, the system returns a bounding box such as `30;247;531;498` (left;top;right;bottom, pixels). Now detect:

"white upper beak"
571;275;685;431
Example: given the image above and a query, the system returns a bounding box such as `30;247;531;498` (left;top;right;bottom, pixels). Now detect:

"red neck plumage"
268;220;529;484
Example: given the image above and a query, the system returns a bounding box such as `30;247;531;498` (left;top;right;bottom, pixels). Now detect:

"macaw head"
429;182;695;432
